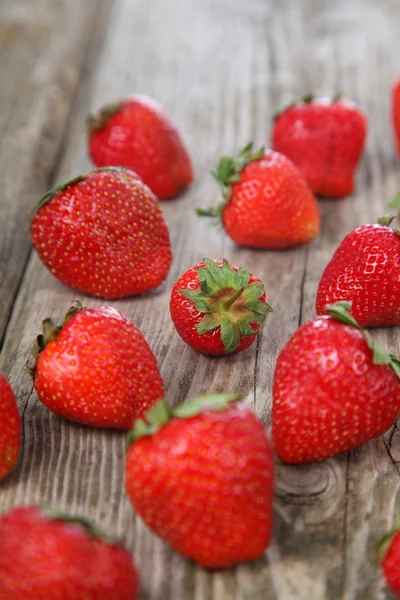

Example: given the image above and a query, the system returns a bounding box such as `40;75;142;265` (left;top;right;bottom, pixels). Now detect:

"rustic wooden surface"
1;0;400;598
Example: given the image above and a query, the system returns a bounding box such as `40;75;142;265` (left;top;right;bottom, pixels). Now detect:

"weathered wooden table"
1;0;400;598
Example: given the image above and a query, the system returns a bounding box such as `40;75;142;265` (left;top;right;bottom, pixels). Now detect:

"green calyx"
273;93;314;121
377;518;400;560
86;100;124;136
179;258;272;353
126;392;241;446
33;167;131;217
196;142;264;217
388;193;400;210
325;301;400;380
41;505;116;545
377;213;400;237
28;302;84;376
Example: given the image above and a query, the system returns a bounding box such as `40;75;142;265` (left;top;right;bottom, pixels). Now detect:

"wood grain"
0;0;110;345
1;0;400;598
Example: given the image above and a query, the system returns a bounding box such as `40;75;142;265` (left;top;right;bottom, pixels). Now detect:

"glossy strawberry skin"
316;224;400;327
393;80;400;156
382;531;400;596
273;316;400;463
222;150;320;249
31;168;172;300
170;261;266;355
88;96;193;199
0;375;21;480
0;506;138;600
125;403;273;568
34;306;164;429
272;98;366;197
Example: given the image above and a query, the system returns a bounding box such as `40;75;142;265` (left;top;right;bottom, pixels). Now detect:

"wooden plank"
0;0;110;343
1;0;400;599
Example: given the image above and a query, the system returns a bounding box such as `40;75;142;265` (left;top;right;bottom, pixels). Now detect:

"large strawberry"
197;144;320;249
31;167;172;300
316;215;400;327
393;79;400;156
273;302;400;464
170;258;272;355
87;96;193;199
0;374;21;480
379;519;400;597
32;303;164;429
0;505;138;599
125;393;274;568
272;96;367;197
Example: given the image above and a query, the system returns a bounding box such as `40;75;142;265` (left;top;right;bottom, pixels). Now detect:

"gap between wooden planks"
1;0;400;598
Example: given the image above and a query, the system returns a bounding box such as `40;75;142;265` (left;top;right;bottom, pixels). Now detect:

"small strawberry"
316;215;400;327
170;258;272;355
0;505;138;599
273;301;400;464
272;95;367;197
31;303;164;429
31;167;172;300
87;96;193;199
125;393;274;568
379;520;400;597
0;374;21;480
393;79;400;156
197;144;320;249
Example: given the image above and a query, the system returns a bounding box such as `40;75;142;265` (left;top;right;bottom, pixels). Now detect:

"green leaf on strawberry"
178;258;272;353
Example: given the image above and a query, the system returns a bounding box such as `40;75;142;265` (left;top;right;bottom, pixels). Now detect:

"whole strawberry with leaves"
170;258;272;355
272;96;367;197
380;519;400;597
87;95;193;199
393;79;400;156
0;506;138;599
0;374;21;480
125;393;274;568
273;301;400;464
32;303;164;429
197;144;320;249
316;214;400;327
31;167;172;299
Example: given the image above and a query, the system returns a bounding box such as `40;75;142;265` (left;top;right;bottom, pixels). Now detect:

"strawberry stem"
224;286;245;309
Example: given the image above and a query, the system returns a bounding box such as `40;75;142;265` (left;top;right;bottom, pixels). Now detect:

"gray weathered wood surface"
1;0;400;598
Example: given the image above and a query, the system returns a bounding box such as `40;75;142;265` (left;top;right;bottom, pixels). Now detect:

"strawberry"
125;393;274;568
272;96;367;197
170;258;272;355
87;96;193;199
316;215;400;327
272;302;400;464
393;79;400;156
31;167;172;300
379;520;400;597
32;303;164;429
0;374;21;480
197;144;320;249
0;505;138;599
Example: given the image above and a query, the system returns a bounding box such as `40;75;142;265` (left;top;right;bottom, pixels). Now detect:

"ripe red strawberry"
393;79;400;156
273;301;400;463
272;96;367;197
0;505;138;599
380;521;400;597
125;393;274;568
32;303;164;429
197;144;320;249
87;96;193;199
0;374;21;480
316;216;400;327
31;167;172;300
170;258;272;355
